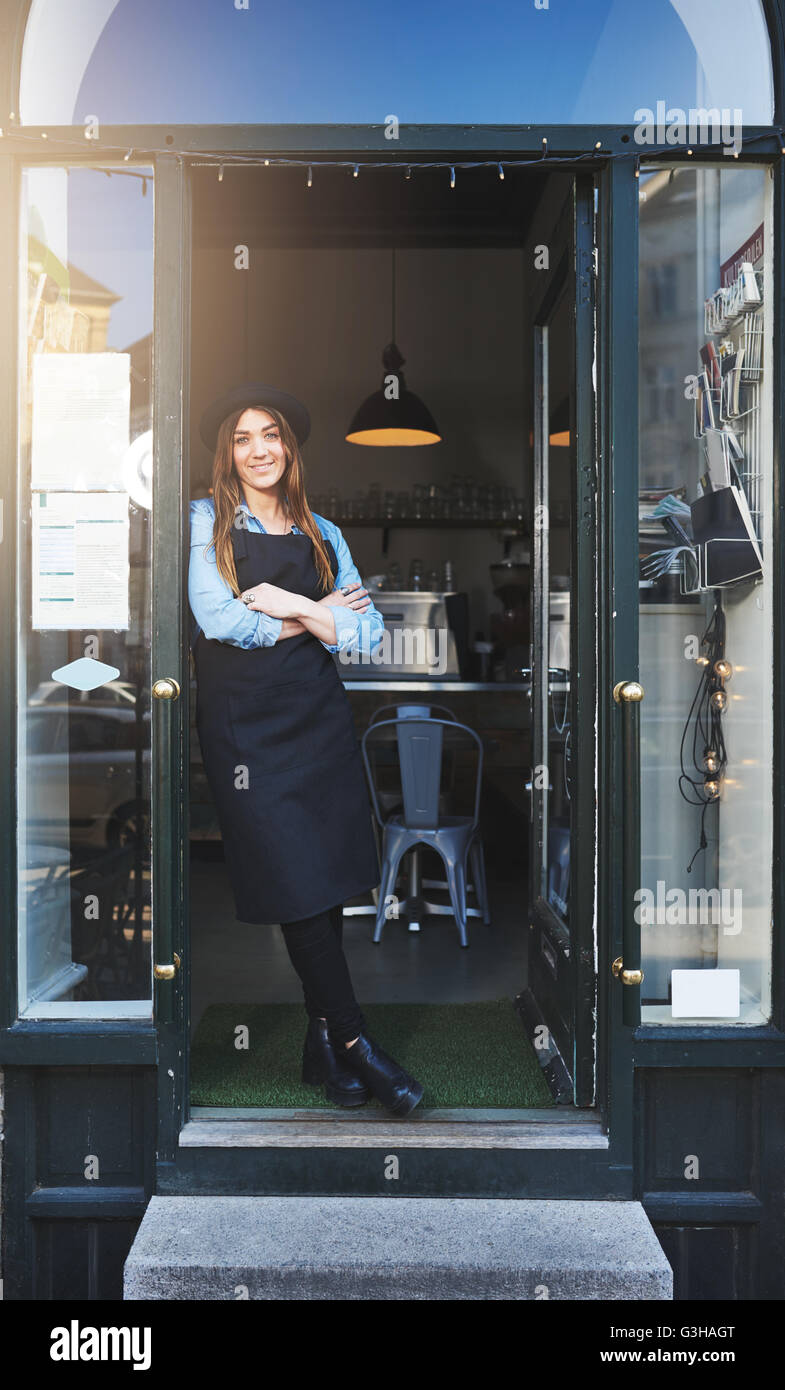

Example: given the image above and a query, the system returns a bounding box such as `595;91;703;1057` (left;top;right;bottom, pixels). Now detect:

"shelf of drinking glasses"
327;517;526;527
325;516;526;554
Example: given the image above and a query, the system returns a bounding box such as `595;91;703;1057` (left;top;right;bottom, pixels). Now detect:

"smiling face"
232;407;288;500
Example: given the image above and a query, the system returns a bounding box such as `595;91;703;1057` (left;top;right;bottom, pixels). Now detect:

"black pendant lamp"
346;248;441;446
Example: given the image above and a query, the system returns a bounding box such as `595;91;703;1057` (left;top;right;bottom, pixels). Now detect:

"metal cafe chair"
344;703;458;920
366;702;468;910
360;712;490;947
343;702;460;922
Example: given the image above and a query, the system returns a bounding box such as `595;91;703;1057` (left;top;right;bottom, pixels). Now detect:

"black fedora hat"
199;382;311;451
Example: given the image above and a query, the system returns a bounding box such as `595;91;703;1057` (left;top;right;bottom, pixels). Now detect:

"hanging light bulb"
704;779;720;799
346;248;441;446
704;750;720;774
711;689;728;712
714;659;733;680
696;655;710;667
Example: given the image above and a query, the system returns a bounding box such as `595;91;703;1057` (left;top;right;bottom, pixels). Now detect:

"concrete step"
124;1196;672;1300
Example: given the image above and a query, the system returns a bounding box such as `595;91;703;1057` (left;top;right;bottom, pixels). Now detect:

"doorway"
185;161;595;1118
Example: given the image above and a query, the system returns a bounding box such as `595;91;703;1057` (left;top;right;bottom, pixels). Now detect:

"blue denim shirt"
188;496;384;657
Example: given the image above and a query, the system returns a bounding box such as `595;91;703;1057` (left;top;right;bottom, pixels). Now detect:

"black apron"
193;521;380;924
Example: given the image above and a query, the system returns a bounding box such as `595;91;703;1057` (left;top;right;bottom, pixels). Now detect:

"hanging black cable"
678;593;731;872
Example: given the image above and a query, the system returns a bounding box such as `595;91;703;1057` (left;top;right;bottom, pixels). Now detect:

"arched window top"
19;0;775;128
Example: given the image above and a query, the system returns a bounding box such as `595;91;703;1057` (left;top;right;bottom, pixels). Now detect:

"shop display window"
637;163;772;1024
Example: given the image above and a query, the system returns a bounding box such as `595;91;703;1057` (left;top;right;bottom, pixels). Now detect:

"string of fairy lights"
4;122;785;192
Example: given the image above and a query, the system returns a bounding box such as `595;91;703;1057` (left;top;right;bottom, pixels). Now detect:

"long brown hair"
202;404;334;598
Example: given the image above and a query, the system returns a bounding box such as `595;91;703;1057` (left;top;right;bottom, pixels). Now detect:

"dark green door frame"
527;177;598;1110
151;153;192;1165
595;157;639;1154
140;144;644;1173
148;149;641;1169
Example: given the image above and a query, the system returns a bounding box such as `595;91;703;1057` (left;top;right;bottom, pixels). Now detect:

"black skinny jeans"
279;902;366;1046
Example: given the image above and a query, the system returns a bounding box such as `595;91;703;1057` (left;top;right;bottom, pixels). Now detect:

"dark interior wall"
188;166;546;638
190;245;526;636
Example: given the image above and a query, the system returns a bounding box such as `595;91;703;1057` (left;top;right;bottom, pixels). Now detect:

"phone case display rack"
681;265;764;594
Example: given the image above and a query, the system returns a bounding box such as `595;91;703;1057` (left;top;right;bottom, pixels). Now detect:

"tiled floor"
189;843;529;1039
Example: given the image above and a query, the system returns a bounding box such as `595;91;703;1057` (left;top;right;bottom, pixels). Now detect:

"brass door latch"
152;677;180;700
613;681;644;704
612;956;644;986
154;952;182;981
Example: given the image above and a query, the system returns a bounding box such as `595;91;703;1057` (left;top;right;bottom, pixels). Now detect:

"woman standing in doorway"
189;382;423;1117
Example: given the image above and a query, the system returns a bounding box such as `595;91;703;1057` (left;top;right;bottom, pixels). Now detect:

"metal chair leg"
407;845;422;932
470;836;491;925
373;835;409;942
444;851;469;948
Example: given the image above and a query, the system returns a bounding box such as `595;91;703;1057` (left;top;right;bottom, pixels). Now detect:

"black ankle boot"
302;1019;370;1107
341;1033;424;1116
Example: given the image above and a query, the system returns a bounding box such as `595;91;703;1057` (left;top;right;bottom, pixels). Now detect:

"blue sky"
74;0;700;126
67;166;154;352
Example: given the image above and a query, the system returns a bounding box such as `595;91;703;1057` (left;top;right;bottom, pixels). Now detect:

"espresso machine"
341;590;470;679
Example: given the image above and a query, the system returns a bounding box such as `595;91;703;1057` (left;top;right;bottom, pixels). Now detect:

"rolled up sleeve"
319;520;385;657
188;500;282;648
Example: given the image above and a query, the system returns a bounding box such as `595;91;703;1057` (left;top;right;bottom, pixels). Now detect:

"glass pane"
540;291;574;923
637;163;771;1024
16;163;154;1016
20;0;774;127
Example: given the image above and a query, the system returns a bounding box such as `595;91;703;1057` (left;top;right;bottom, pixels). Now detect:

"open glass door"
525;179;596;1106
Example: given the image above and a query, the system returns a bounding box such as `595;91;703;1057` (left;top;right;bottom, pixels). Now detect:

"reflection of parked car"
25;703;151;855
30;680;142;707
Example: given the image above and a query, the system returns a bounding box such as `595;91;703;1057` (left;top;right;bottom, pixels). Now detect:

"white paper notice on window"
31;352;131;491
32;492;130;630
671;969;740;1018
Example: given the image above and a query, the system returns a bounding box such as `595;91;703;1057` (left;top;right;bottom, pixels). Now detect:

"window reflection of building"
638;170;700;499
18;166;154;1012
647;262;678;319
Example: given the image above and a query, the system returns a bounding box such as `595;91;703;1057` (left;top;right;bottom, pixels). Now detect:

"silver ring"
242;591;255;605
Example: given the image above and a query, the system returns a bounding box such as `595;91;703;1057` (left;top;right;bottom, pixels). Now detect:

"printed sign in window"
32;491;130;630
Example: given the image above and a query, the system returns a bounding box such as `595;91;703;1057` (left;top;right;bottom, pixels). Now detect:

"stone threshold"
124;1196;673;1300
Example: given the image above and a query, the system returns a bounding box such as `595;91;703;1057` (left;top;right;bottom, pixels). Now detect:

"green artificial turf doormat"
190;999;554;1109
